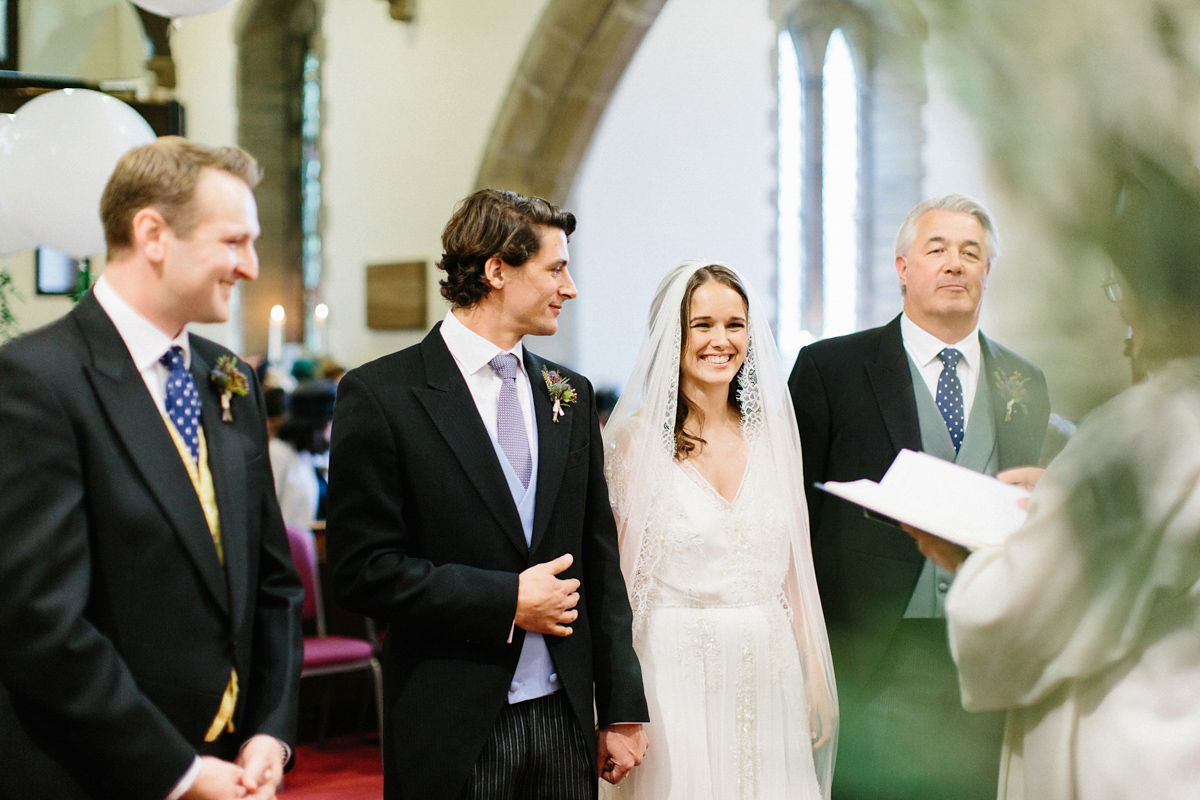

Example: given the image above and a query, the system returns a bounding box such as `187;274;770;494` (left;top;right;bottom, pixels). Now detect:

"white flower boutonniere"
541;367;577;423
993;369;1031;422
209;355;249;423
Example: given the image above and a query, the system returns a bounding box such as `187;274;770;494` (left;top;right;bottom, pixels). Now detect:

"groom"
326;189;648;799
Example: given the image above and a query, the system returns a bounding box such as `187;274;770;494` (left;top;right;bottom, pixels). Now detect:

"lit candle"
268;304;285;365
313;303;329;356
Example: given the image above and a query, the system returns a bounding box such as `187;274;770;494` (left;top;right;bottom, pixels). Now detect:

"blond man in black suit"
0;138;303;800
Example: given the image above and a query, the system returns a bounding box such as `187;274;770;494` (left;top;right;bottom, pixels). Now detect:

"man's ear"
484;255;507;290
131;207;170;263
895;254;908;289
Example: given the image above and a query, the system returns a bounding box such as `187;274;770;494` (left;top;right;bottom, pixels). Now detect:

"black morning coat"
0;291;304;800
326;323;648;800
789;314;1050;687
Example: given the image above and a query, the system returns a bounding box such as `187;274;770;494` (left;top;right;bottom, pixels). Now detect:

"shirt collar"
440;309;525;376
900;311;980;370
93;274;191;373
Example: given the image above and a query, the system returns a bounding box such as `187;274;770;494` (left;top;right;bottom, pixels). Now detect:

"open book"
816;449;1030;550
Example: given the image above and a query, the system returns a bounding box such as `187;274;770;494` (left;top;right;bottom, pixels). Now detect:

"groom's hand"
598;723;648;784
516;553;580;637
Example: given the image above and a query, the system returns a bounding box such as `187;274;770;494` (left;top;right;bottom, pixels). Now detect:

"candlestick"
268;304;285;365
313;303;328;356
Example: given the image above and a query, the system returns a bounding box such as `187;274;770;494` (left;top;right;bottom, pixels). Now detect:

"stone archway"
235;0;319;355
475;0;668;206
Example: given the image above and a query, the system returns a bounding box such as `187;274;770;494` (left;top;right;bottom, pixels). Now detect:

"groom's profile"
326;188;649;800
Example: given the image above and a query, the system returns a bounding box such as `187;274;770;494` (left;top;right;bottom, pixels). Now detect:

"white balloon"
0;115;34;256
0;89;156;259
131;0;233;18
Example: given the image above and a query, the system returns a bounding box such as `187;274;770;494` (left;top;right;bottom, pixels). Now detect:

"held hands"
180;757;247;800
598;723;648;784
234;735;286;798
179;737;285;800
805;663;837;750
516;553;580;637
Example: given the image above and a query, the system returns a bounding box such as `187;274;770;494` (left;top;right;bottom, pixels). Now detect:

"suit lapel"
526;351;571;554
865;315;922;455
412;326;529;558
980;333;1033;470
191;343;247;624
76;294;230;614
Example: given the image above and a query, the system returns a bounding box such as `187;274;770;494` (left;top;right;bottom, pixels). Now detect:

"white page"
818;449;1030;550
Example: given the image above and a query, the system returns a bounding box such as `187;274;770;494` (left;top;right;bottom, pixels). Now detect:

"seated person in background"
318;358;347;384
595;387;619;428
270;380;336;529
910;154;1200;800
265;385;288;441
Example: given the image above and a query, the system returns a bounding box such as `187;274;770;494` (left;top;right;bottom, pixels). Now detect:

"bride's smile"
681;281;748;393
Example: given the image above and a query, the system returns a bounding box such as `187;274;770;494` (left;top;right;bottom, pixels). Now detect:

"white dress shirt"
93;275;192;415
438;310;537;461
900;312;981;437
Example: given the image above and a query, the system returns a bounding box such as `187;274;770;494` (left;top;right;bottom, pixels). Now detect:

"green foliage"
71;261;92;304
0;267;20;343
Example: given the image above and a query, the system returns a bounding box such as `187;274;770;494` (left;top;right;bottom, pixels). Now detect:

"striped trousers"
457;691;594;800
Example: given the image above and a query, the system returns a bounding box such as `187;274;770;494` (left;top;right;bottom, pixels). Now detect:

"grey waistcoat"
903;354;999;618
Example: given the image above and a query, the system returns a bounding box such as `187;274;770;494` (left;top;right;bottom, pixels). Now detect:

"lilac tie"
488;353;532;489
161;345;202;463
936;347;965;454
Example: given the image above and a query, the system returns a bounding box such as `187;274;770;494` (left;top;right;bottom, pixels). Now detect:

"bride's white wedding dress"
602;260;836;799
607;441;823;800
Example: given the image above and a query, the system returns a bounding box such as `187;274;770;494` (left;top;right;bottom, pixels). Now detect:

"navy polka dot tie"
936;348;965;454
488;353;532;489
161;345;202;463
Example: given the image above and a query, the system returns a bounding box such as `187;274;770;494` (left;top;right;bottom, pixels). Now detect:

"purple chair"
285;525;383;741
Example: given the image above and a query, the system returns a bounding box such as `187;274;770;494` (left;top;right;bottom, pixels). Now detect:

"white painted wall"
173;0;245;349
20;0;144;81
319;0;549;367
566;0;778;391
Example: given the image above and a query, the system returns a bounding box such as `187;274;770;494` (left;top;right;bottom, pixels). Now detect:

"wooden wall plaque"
366;260;427;330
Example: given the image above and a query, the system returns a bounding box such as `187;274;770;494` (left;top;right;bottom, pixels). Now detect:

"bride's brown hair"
674;265;749;459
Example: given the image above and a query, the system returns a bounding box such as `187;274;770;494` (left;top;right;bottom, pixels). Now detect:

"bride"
603;261;837;799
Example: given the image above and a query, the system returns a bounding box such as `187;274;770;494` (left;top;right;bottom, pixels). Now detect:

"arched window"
301;47;325;353
776;28;805;358
776;4;926;363
821;29;859;338
777;23;862;362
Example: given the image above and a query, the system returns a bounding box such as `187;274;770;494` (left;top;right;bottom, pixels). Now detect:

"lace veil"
603;260;838;796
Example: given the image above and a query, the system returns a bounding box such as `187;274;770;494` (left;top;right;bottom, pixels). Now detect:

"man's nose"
237;245;259;280
560;269;578;299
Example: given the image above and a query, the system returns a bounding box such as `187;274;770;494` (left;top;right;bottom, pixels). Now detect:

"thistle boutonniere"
541;366;577;423
209;355;249;423
994;369;1031;422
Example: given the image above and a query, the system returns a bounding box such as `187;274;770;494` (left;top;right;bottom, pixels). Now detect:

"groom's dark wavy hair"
437;188;576;308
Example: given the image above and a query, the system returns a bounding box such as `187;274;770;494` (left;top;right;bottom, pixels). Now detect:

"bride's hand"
807;676;837;749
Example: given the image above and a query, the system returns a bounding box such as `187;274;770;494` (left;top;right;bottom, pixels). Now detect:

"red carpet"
281;737;383;800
